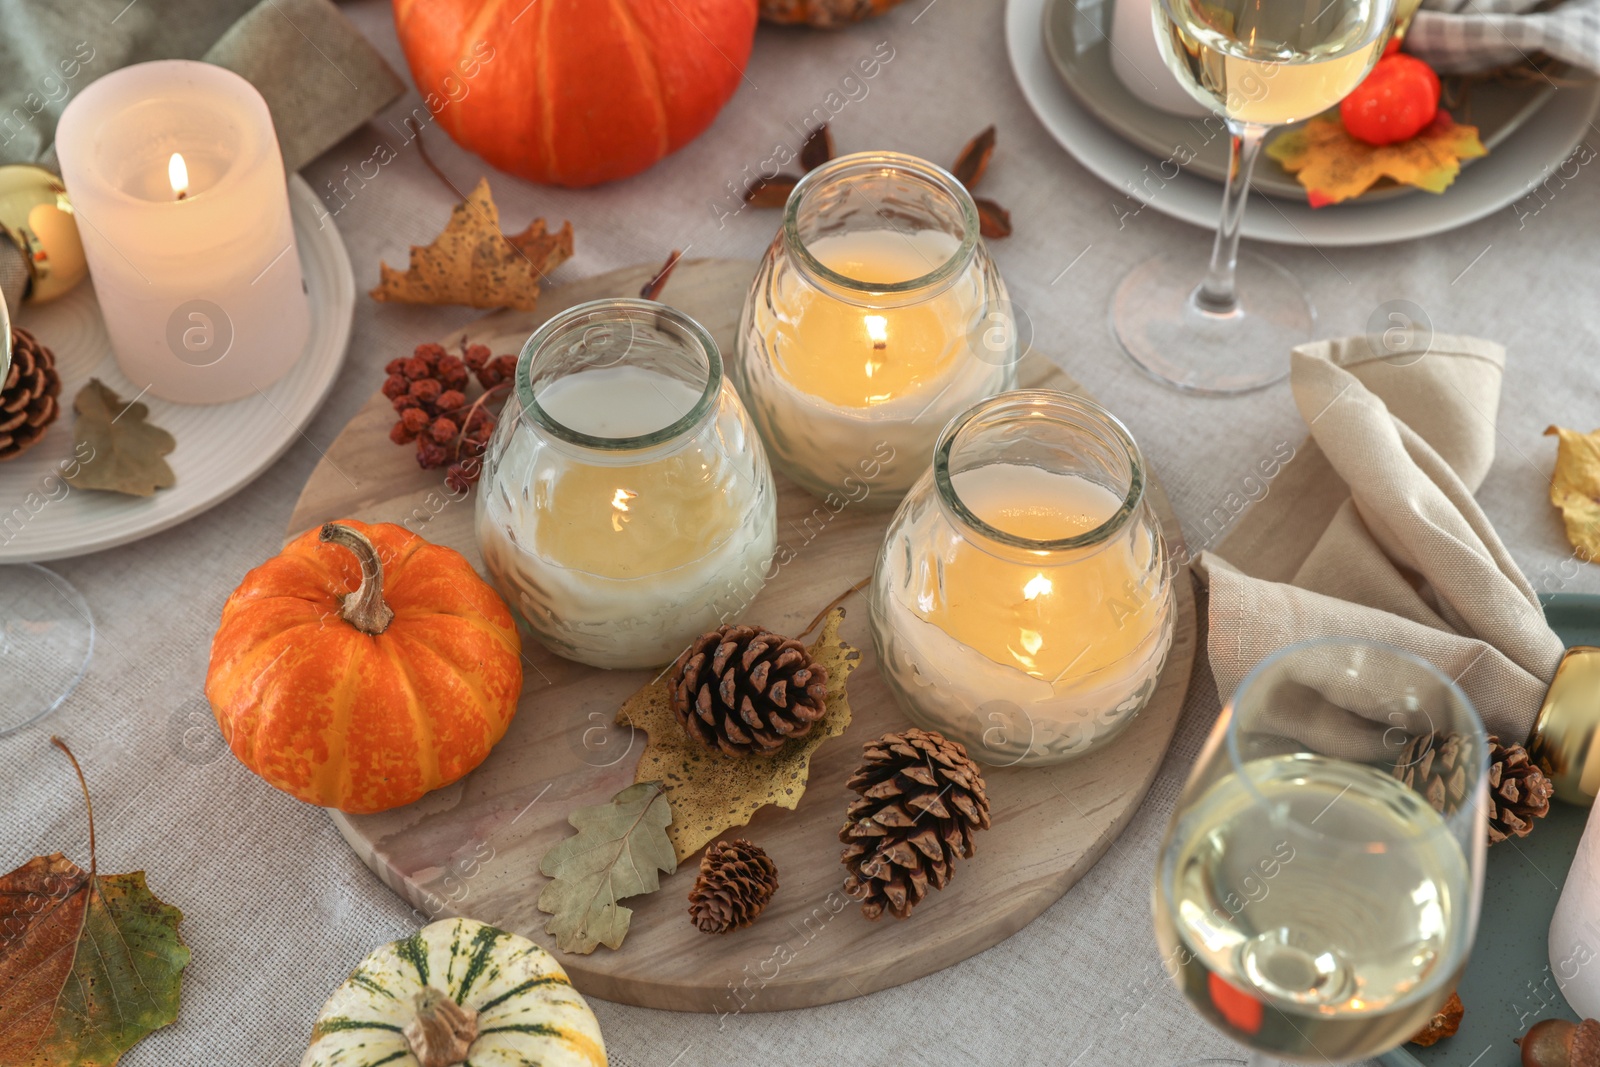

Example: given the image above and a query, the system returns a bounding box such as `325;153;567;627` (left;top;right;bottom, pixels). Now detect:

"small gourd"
301;918;606;1067
207;520;522;813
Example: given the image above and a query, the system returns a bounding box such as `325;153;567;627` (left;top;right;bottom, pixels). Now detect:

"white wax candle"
479;365;777;669
875;462;1172;761
1550;801;1600;1018
55;60;308;404
747;228;1011;502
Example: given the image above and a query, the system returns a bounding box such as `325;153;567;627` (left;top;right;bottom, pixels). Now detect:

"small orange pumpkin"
206;521;522;813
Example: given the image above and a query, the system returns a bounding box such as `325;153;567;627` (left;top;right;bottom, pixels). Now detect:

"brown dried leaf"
63;379;175;497
975;197;1012;238
1408;990;1464;1046
369;177;573;311
744;174;801;208
639;250;683;301
616;609;860;863
952;125;996;188
800;124;835;171
1546;425;1600;562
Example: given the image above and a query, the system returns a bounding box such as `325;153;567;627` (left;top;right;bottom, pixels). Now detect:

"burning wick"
168;152;189;201
864;314;888;351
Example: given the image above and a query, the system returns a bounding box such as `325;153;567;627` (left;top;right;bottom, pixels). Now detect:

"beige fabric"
1197;336;1567;747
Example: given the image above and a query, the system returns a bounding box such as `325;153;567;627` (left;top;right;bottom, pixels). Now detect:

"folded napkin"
1195;336;1566;756
0;0;402;172
1410;0;1600;76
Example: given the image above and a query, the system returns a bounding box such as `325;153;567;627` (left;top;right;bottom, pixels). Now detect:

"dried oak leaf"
0;740;189;1065
1546;425;1600;561
1409;990;1464;1046
1266;111;1486;207
800;124;835;172
63;379;175;497
617;608;860;863
536;782;676;955
952;125;996;188
743;174;801;208
370;177;573;311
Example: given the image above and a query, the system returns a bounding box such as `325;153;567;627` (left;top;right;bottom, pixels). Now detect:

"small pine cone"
0;327;62;461
839;728;991;921
688;839;778;934
1486;735;1553;844
669;624;828;757
1393;732;1473;814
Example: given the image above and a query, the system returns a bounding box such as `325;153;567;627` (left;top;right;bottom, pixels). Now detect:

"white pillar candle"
478;364;777;670
1550;801;1600;1018
55;60;309;404
874;461;1173;763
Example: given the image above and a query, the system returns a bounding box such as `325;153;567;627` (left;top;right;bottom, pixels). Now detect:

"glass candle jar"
870;390;1175;766
734;151;1017;507
476;299;777;670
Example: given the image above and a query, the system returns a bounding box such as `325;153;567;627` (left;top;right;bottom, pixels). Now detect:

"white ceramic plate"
1006;0;1600;246
0;175;355;562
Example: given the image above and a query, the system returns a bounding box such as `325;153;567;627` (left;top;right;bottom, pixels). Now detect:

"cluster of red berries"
383;342;516;491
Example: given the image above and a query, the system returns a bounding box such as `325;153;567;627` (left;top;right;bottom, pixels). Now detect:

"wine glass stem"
1196;121;1269;315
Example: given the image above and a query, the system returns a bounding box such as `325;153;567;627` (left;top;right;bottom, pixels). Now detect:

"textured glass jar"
476;299;777;670
734;151;1017;508
870;390;1175;766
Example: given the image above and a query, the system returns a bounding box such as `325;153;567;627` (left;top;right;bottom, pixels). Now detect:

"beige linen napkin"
1195;335;1566;754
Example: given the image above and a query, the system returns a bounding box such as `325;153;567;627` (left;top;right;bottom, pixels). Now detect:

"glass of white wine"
1114;0;1396;393
1154;639;1488;1065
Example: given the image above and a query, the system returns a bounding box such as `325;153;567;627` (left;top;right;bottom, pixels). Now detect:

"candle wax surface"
528;367;736;579
917;464;1158;684
774;229;969;409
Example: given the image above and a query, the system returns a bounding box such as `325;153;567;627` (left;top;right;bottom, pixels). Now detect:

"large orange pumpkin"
392;0;759;188
206;521;523;814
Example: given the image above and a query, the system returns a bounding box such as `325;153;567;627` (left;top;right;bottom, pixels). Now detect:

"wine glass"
1154;639;1488;1065
1114;0;1396;393
0;293;96;735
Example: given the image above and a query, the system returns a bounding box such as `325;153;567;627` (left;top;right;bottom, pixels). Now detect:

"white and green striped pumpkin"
301;918;606;1067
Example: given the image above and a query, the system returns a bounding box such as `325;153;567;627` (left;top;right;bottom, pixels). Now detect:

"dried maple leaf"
1546;425;1600;561
0;739;189;1065
370;177;573;311
952;125;996;188
1266;111;1487;207
63;379;175;497
616;609;861;863
535;782;676;955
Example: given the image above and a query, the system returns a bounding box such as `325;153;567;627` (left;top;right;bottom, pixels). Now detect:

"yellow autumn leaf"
1546;425;1600;562
1266;112;1486;207
615;609;860;863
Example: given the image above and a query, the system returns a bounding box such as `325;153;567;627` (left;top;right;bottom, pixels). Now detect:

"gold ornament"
1530;646;1600;806
0;164;87;303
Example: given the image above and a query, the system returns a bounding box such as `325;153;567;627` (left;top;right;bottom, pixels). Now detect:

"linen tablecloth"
2;1;1597;1064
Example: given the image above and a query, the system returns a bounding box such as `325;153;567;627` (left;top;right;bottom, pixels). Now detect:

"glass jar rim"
933;389;1146;552
514;298;723;452
782;151;981;300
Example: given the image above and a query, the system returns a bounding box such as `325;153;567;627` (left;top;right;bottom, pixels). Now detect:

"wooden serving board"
286;259;1198;1013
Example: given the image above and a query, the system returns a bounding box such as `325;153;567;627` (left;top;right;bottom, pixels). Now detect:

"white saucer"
1006;0;1600;246
0;175;355;562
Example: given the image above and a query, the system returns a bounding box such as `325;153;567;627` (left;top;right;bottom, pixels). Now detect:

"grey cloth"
1410;0;1600;75
0;0;402;172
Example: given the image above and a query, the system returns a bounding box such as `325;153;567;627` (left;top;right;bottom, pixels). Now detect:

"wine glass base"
0;564;94;736
1112;250;1316;395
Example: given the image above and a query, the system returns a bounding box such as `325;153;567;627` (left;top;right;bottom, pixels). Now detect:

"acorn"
1517;1018;1600;1067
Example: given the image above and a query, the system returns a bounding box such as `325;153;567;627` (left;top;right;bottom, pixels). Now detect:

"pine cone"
669;624;828;757
0;327;61;461
1394;732;1553;844
688;839;779;934
839;728;990;921
1393;732;1472;814
1486;735;1553;844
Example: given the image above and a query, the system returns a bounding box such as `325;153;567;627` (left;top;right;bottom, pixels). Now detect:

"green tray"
1379;593;1595;1066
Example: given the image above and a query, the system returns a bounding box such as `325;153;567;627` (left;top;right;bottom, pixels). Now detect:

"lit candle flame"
1023;573;1053;601
610;487;637;533
168;152;189;200
864;314;888;350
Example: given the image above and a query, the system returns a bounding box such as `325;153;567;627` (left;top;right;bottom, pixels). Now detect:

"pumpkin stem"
402;987;478;1067
319;523;395;636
